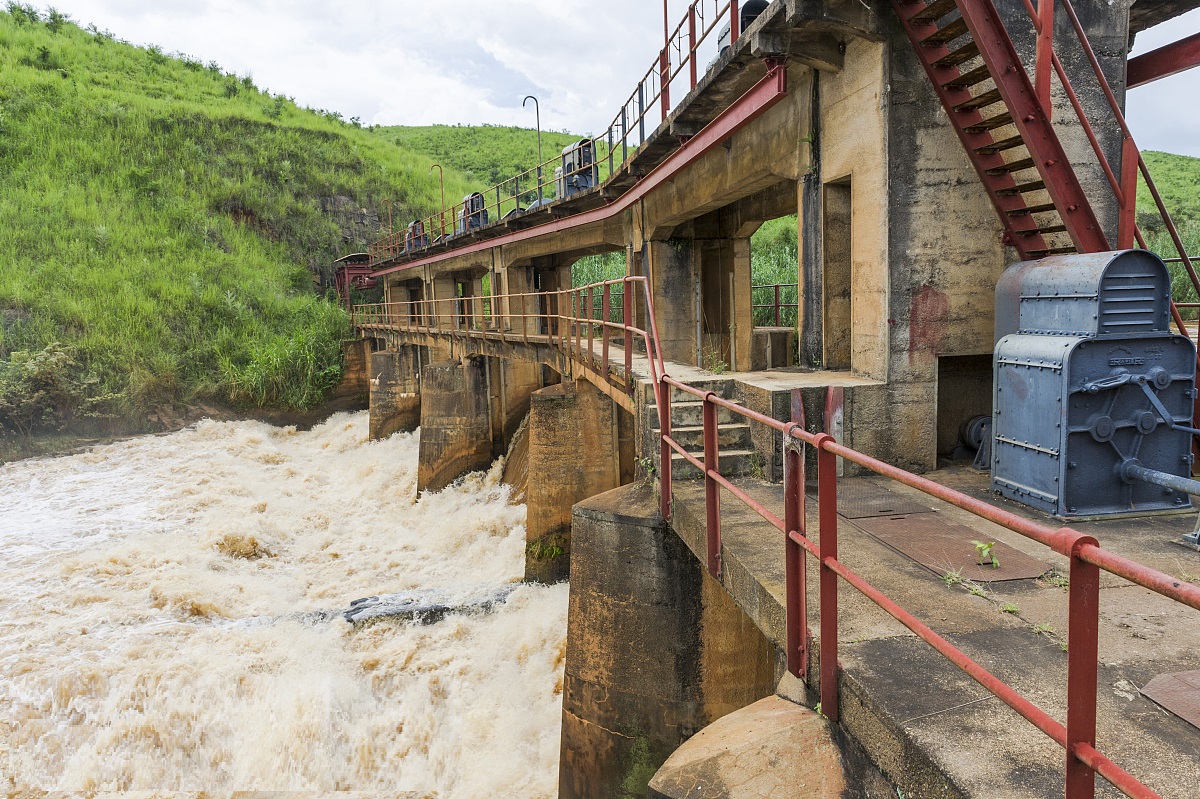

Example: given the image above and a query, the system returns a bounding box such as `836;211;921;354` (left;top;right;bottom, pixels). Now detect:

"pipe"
1122;462;1200;497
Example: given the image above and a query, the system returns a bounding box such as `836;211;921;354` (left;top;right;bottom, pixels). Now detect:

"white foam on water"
0;413;566;796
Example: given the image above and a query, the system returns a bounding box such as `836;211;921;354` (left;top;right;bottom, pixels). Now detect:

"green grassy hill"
1139;151;1200;303
0;5;477;442
380;124;587;189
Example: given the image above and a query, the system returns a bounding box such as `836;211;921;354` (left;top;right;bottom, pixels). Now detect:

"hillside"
0;6;476;445
379;124;589;191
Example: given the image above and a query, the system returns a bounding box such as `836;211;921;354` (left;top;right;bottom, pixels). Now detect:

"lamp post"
523;95;543;207
430;163;445;239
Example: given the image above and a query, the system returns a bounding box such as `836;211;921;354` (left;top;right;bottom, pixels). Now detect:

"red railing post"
730;0;741;43
774;284;782;327
703;394;721;578
601;284;611;380
660;48;671;118
659;381;673;521
815;433;839;721
623;280;634;388
1118;137;1139;249
586;286;595;367
689;3;698;90
785;397;809;678
1065;533;1101;799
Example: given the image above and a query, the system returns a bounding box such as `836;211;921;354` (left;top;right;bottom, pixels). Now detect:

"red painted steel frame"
954;0;1111;254
1128;32;1200;89
371;63;788;279
655;370;1200;799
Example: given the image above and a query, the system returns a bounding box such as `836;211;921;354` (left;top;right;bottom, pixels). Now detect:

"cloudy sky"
43;1;1200;155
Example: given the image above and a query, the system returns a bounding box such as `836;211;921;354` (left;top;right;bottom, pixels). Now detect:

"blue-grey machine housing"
991;250;1196;518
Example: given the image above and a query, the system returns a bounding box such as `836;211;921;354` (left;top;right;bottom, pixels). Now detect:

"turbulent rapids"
0;413;568;795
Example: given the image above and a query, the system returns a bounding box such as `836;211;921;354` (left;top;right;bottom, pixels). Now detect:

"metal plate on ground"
851;513;1049;583
1141;671;1200;730
829;481;937;519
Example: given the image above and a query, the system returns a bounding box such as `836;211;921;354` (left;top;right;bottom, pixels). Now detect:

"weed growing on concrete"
1031;623;1056;637
1000;602;1020;614
941;569;964;588
971;540;1000;569
747;452;767;481
703;342;729;375
1039;569;1070;590
967;582;988;598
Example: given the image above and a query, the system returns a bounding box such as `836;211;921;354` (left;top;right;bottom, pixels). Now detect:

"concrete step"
670;449;759;480
649;400;744;428
648;380;737;405
655;423;753;451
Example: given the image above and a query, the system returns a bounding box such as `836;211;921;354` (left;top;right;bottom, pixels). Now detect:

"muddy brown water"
0;412;566;795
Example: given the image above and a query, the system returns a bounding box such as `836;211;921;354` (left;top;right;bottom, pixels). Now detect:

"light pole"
523;95;543;206
429;163;445;239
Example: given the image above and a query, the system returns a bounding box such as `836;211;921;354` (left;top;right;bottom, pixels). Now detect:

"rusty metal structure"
344;0;1200;796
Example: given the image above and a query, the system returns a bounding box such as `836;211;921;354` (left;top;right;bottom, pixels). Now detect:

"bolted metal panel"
992;251;1195;519
994;250;1171;343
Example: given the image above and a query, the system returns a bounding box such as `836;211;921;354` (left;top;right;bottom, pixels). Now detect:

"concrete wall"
368;347;422;440
561;484;776;799
525;380;622;582
416;358;495;493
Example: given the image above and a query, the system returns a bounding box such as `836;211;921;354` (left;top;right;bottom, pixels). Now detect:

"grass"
0;4;479;437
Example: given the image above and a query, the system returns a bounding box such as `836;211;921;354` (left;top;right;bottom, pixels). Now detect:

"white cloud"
1127;9;1200;157
37;0;1200;155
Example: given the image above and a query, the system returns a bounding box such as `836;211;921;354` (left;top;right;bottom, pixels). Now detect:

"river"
0;412;567;796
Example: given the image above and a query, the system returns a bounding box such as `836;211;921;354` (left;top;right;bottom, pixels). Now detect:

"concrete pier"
559;484;776;799
525;380;621;583
368;347;422;440
415;357;495;493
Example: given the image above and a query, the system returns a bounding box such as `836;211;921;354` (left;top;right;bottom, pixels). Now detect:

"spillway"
0;412;566;795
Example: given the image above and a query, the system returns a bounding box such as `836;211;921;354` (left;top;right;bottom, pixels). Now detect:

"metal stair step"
985;157;1036;175
953;88;1003;113
995;180;1046;196
921;17;968;47
1005;203;1058;217
932;40;980;68
943;64;992;90
974;135;1024;155
963;112;1012;133
1017;224;1068;237
911;0;958;25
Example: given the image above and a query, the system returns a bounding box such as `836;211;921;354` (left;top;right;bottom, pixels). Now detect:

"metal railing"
657;375;1200;799
352;275;661;398
751;282;798;327
1012;0;1198;340
368;0;746;268
353;250;1200;797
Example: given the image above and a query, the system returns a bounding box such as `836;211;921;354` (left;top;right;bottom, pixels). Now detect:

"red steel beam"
1128;32;1200;89
372;63;789;279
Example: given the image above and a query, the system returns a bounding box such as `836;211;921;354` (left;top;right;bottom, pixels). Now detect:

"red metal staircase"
894;0;1200;451
893;0;1111;260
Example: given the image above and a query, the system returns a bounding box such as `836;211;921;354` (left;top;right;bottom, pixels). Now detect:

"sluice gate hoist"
991;250;1200;520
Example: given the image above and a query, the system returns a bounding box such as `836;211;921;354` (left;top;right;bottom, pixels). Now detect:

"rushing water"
0;413;567;796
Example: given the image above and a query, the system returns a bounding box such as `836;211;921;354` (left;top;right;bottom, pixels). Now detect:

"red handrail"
657;371;1198;799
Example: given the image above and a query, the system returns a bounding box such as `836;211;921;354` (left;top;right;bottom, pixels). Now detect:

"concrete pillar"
525;379;620;583
560;484;777;799
647;238;699;368
497;359;543;447
338;338;371;398
368;347;421;440
501;265;537;337
416;357;494;493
